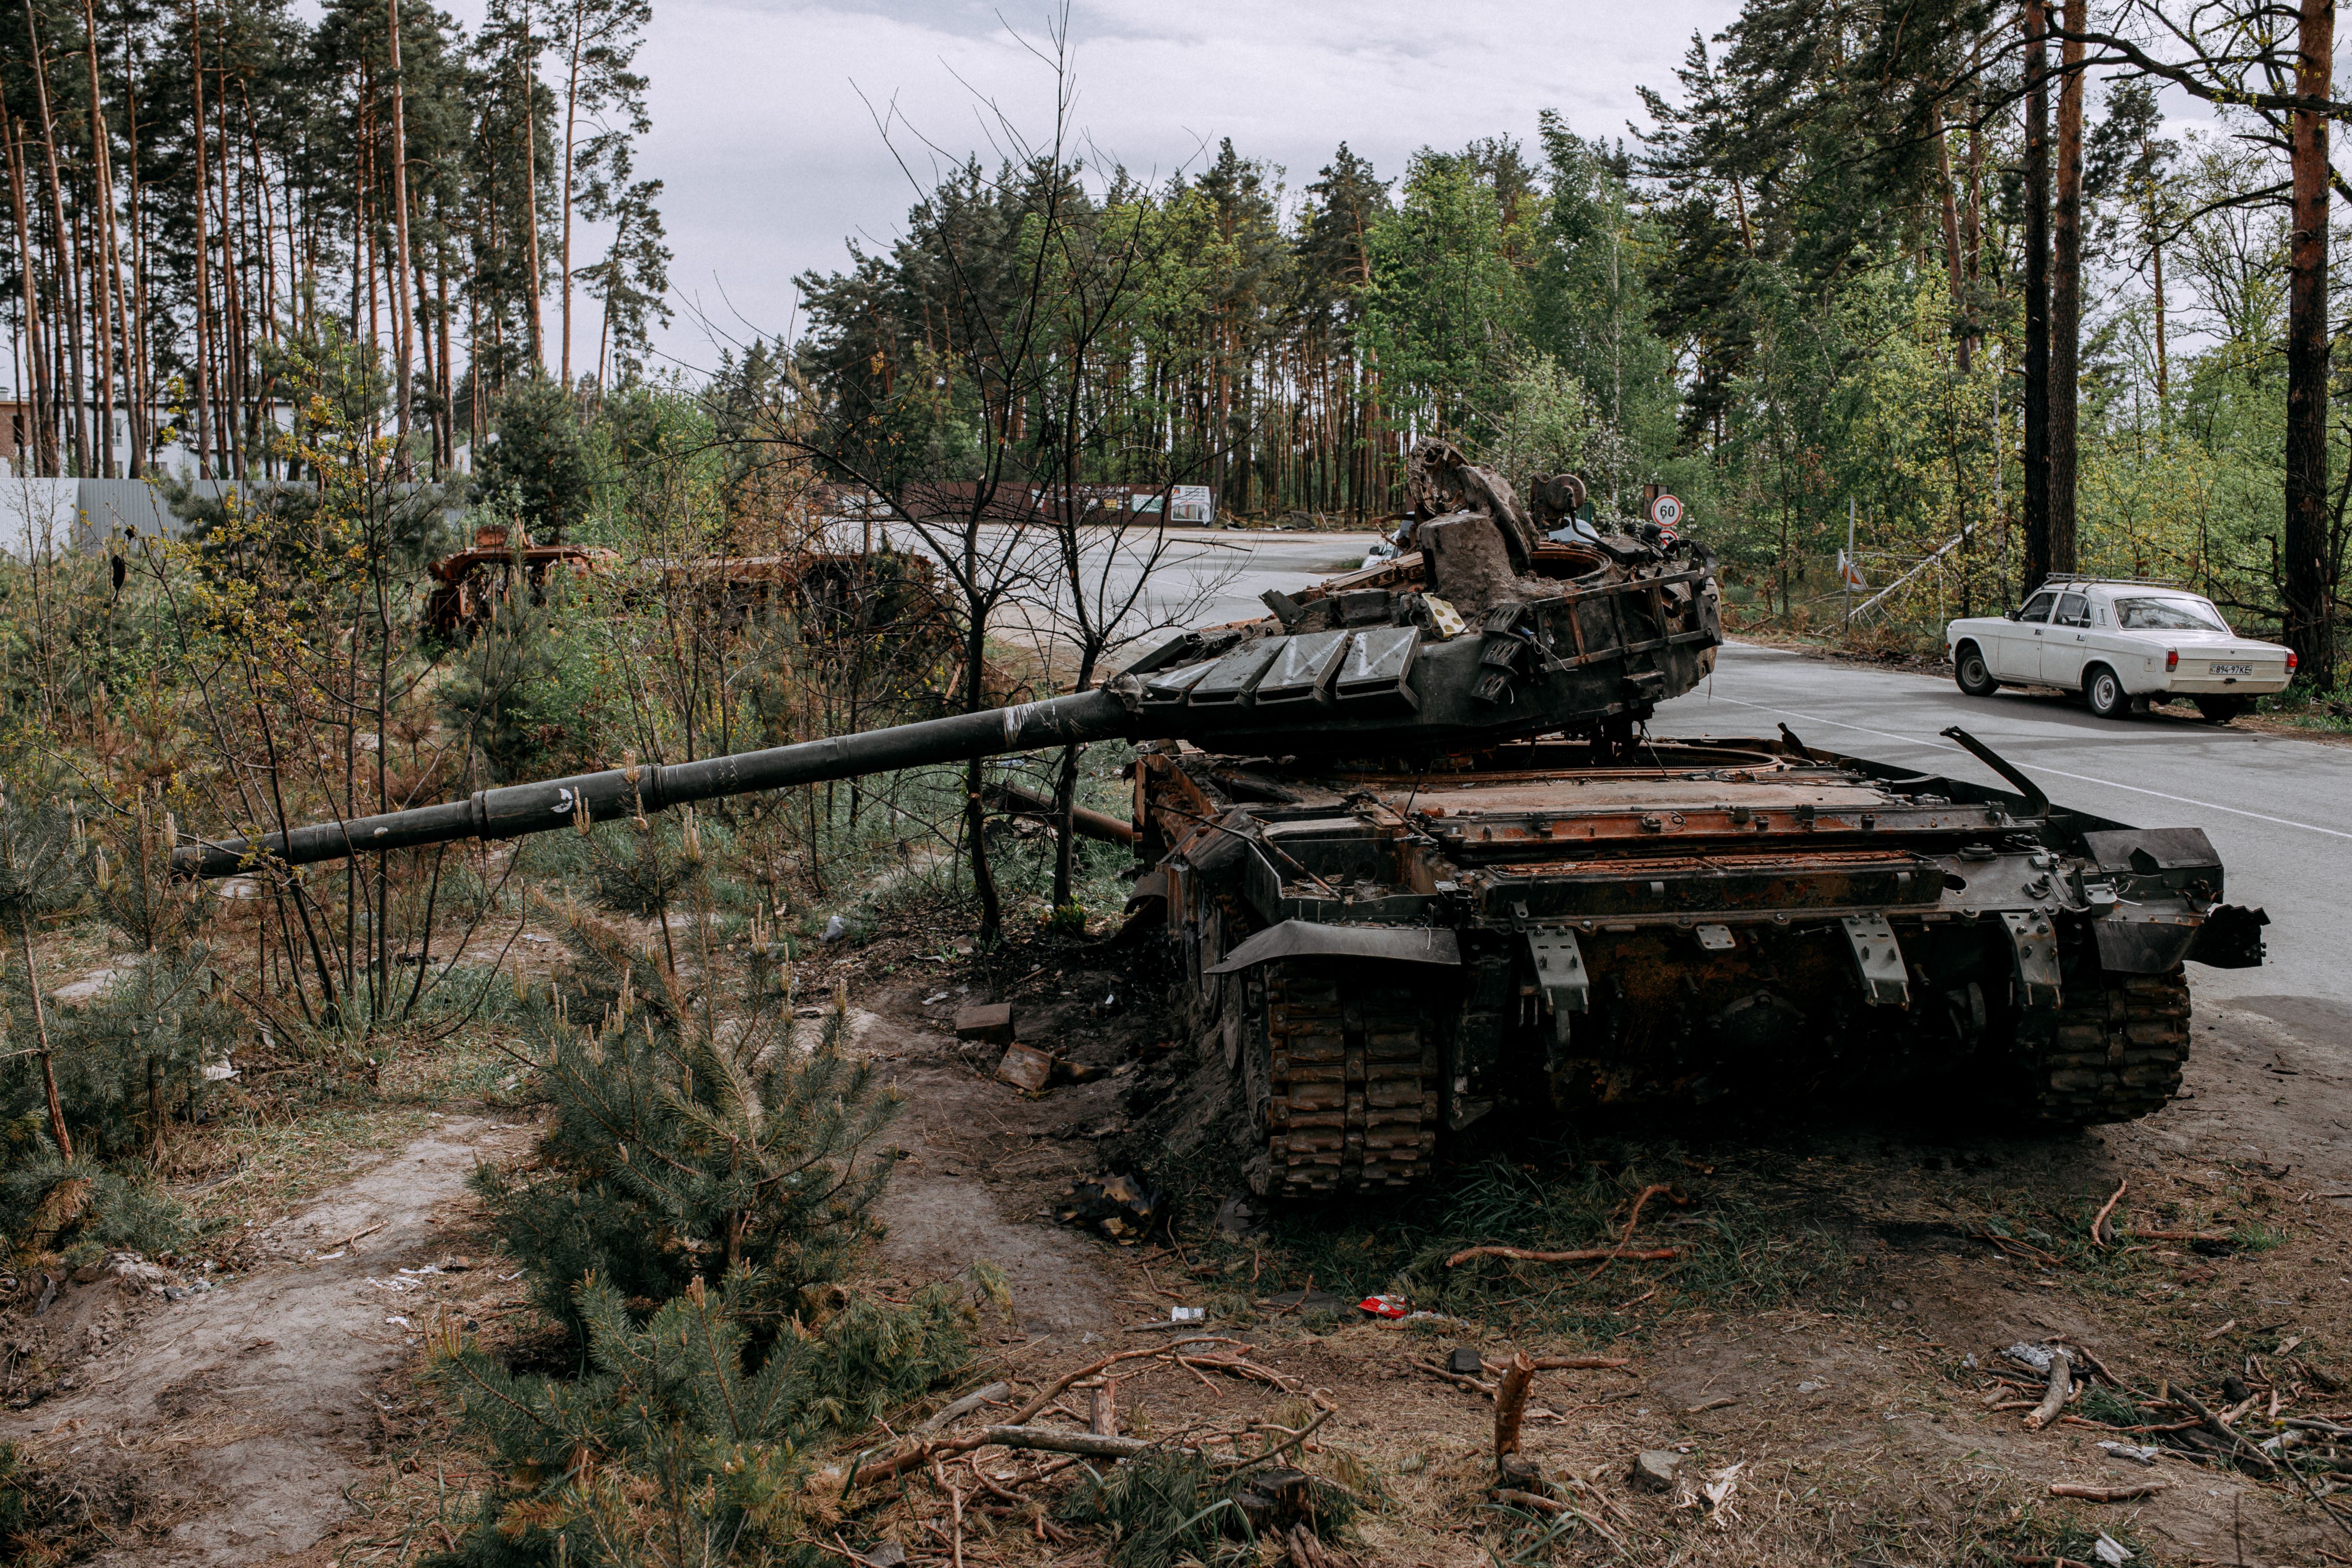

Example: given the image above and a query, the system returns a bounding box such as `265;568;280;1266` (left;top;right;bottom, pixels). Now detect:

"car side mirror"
2004;608;2019;621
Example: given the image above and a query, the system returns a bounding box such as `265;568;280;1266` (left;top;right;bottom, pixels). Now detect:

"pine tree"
472;898;906;1337
441;899;983;1566
578;137;668;387
477;373;593;541
0;783;84;1159
436;1269;976;1566
547;0;649;385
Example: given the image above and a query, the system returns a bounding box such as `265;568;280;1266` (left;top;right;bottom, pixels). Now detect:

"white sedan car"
1946;579;2297;722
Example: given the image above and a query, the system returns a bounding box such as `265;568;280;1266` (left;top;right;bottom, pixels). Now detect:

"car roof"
2036;578;2201;595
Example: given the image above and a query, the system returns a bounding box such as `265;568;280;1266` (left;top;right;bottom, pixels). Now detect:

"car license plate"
2208;663;2253;676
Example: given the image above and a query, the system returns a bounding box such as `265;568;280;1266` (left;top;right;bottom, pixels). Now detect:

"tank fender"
1206;920;1461;973
2186;903;2269;969
2080;826;2221;875
2093;916;2199;975
1123;869;1168;915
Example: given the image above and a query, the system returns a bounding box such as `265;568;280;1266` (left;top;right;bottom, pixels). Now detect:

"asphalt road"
871;522;1386;664
1650;642;2352;1014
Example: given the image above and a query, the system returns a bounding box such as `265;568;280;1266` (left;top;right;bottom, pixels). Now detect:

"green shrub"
472;905;901;1339
584;817;694;919
0;1138;189;1266
7;948;241;1162
435;566;619;782
436;1269;975;1567
1059;1446;1361;1568
476;377;596;545
0;1442;37;1552
442;914;978;1566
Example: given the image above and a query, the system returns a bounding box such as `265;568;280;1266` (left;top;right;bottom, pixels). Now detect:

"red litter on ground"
1358;1295;1408;1319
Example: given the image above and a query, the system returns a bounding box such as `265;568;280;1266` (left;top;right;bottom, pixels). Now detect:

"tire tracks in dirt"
3;1116;534;1566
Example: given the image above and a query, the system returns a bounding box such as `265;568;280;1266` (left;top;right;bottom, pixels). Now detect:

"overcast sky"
530;0;1748;376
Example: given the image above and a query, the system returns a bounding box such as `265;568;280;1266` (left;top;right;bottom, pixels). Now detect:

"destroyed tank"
174;445;2267;1198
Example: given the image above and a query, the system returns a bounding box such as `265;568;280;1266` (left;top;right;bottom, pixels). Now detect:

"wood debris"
2048;1480;2169;1502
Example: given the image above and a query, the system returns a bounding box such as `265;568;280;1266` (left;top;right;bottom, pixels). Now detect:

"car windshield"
2114;595;2230;632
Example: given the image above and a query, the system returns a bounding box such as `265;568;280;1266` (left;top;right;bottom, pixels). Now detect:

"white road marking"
1691;692;2352;842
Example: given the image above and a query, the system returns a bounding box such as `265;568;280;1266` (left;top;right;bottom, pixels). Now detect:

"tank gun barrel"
172;687;1131;880
171;491;1726;881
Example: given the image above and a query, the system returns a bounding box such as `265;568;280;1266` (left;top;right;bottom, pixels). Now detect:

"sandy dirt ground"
6;953;2346;1567
2;1117;535;1565
831;971;2352;1568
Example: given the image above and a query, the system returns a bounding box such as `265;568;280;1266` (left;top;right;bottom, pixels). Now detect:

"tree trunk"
1934;108;1969;375
388;0;414;469
964;752;1000;945
125;48;148;475
23;0;88;476
212;76;245;478
80;0;122;476
16;916;74;1162
2022;0;2052;595
520;2;544;374
561;3;580;384
2148;167;2168;414
2049;0;2084;579
2284;0;2335;689
188;0;214;478
437;261;454;468
4;117;56;476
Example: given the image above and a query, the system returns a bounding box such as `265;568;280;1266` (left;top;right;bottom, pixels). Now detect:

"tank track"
2019;969;2192;1125
1243;960;1439;1197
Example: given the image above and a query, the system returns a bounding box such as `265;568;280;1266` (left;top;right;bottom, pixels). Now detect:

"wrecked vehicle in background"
425;525;952;658
193;443;2264;1199
423;525;620;637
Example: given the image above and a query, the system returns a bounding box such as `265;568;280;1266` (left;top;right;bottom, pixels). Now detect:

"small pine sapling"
31;948;242;1163
437;1268;975;1565
475;895;902;1338
446;901;987;1564
83;786;216;956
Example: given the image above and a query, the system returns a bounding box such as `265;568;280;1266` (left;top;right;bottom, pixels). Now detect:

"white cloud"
620;0;1744;374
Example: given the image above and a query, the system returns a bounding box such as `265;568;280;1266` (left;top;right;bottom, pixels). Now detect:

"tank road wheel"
1231;959;1440;1198
1954;641;1999;698
2016;969;2193;1126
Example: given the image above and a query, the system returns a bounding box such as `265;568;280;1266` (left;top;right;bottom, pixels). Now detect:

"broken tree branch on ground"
2090;1180;2127;1249
1446;1244;1678;1268
1589;1183;1684;1278
817;1337;1329;1497
2026;1349;2073;1431
1494;1351;1634;1465
2048;1480;2169;1502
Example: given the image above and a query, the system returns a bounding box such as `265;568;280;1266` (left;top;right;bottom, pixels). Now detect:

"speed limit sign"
1649;493;1684;532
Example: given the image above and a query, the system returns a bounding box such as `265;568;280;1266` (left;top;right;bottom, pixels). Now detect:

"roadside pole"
1844;497;1856;629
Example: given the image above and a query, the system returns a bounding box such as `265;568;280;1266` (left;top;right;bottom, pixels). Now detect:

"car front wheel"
1954;641;1999;697
2085;664;2131;719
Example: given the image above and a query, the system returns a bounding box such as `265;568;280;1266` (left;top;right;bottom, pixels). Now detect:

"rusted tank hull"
1142;736;2261;1198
